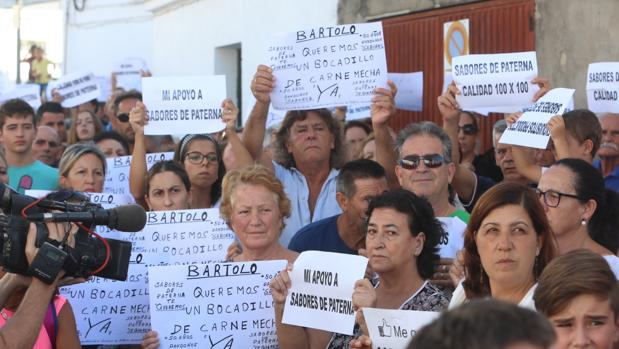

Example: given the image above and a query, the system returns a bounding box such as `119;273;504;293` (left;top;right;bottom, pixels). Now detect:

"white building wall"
62;0;153;76
146;0;339;121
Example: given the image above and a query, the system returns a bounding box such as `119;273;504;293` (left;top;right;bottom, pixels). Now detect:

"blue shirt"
273;161;341;247
594;160;619;192
288;214;358;254
8;160;58;194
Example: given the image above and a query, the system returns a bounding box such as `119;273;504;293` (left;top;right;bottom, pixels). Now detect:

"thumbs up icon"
378;319;392;337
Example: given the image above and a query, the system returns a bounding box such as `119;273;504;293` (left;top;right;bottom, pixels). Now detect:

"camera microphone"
27;204;147;232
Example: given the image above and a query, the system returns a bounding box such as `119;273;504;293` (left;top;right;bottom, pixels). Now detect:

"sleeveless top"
0;295;67;349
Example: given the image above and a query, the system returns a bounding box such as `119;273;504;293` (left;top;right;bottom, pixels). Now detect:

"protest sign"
437;216;466;259
142;75;227;135
114;58;147;91
388;72;423;111
103;152;174;195
363;308;440;349
25;190;135;210
587;62;619;113
346;103;372;120
0;84;41;110
149;260;286;349
500;88;575;149
452;51;539;112
266;105;287;129
94;75;112;102
61;208;235;344
47;72;101;108
282;251;368;335
268;22;388;110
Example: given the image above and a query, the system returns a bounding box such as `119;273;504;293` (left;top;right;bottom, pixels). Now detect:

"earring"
581;219;587;226
536;248;540;256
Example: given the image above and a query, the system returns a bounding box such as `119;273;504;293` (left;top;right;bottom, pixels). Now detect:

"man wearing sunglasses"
112;90;142;152
374;115;469;288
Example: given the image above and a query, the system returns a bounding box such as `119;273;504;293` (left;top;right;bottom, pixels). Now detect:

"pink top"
0;295;67;349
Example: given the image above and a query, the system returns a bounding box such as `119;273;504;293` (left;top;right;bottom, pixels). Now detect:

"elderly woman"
537;158;619;276
271;189;449;349
67;110;103;144
142;164;296;349
534;250;619;349
450;182;556;309
58;143;106;193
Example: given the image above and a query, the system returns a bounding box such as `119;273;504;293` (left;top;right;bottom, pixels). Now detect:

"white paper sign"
346;103;372;120
24;190;135;210
266;105;287;129
452;51;539;112
95;75;112;102
103;152;174;195
149;260;286;349
48;72;101;108
142;76;227;135
586;62;619;113
0;84;41;110
363;308;439;349
500;88;575;149
437;216;466;259
115;58;147;92
388;72;423;111
282;251;368;335
61;208;235;344
268;22;388;110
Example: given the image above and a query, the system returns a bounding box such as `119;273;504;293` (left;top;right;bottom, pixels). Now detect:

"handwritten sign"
149;260;286;349
363;308;439;349
388;72;423;111
0;84;41;110
103;152;174;195
115;58;147;92
437;216;466;259
500;88;575;149
47;72;101;108
142;76;226;135
268;22;388;110
61;208;235;344
587;62;619;113
282;251;368;335
452;51;539;112
25;190;135;210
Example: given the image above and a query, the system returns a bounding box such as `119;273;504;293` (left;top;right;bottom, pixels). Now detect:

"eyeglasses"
535;188;580;208
458;124;478;135
185;151;218;165
398;154;445;170
117;113;129;123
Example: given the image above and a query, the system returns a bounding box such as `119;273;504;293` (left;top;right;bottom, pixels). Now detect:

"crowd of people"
0;58;618;349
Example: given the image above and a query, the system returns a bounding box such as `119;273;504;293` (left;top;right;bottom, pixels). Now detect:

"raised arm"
221;98;253;170
547;115;571;160
439;83;477;203
371;80;399;189
128;101;149;207
506;113;543;183
242;65;275;171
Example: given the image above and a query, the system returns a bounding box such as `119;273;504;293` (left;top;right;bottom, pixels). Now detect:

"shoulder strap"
43;300;58;349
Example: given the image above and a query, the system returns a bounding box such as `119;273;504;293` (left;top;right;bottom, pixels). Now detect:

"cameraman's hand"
25;222;77;282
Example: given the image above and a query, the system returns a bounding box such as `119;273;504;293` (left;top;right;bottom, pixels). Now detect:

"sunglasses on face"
458;124;478;135
398;154;445;170
117;113;129;123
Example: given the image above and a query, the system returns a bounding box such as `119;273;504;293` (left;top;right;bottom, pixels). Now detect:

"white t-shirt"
448;282;537;310
603;255;619;279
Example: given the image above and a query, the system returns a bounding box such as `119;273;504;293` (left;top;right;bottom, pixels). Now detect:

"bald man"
32;125;61;167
